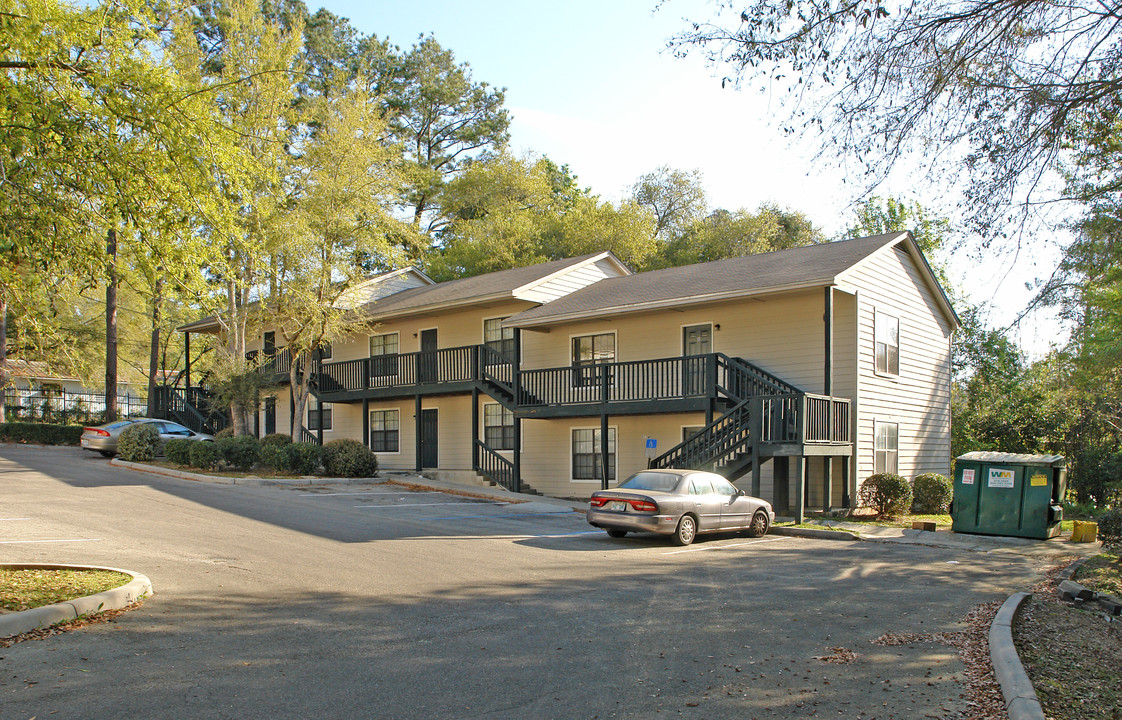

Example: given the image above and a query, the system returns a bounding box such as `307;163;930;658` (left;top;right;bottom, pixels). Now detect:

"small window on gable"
874;421;898;475
875;311;900;376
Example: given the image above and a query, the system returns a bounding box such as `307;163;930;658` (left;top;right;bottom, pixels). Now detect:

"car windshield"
618;472;682;492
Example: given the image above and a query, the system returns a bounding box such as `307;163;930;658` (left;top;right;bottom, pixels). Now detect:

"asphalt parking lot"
1;446;1059;719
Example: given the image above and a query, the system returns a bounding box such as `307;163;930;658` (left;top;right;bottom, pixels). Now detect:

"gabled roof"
506;233;958;329
349;251;630;320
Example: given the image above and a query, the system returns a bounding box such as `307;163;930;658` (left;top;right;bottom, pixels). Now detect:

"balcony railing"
757;393;851;445
248;347;294;379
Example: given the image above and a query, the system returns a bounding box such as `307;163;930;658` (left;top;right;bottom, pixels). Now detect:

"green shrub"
322;438;378;478
284;442;322;475
858;473;913;517
216;436;260;470
258;443;289;472
912;473;953;514
188;441;220;470
165;438;193;465
260;433;292;447
1098;508;1122;550
214;427;235;439
0;422;84;445
117;423;161;462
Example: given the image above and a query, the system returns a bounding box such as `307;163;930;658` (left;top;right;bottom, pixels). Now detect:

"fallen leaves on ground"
0;600;145;648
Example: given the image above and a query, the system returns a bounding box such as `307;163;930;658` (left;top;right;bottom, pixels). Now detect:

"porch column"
824;286;833;396
842;456;852;508
513;415;522;493
750;398;762;497
823;456;832;512
471;388;479;469
362;398;369;448
774;456;789;515
415;394;423;472
794;456;805;524
184;331;191;388
600;413;610;491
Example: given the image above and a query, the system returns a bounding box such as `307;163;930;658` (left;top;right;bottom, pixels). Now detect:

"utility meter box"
952;452;1067;539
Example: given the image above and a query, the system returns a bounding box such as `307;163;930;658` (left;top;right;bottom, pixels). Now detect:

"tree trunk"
147;276;163;404
105;227;118;422
0;297;7;424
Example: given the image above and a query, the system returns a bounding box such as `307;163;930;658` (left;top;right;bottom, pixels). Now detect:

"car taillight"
589;497;608;508
629;499;657;512
84;428;110;437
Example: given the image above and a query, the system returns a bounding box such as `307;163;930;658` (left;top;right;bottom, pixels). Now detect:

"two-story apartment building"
166;232;957;521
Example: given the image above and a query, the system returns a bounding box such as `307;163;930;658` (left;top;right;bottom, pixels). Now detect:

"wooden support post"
823;456;833;512
513;416;522;493
471;388;479;469
184;332;191;389
600;413;610;491
794;456;805;524
415;395;423;472
750;398;761;497
362;398;369;449
775;456;789;515
843;457;854;509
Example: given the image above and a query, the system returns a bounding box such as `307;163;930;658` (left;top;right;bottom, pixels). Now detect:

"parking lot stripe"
662;536;787;555
299;491;443;497
423;511;575;521
0;538;101;545
353;502;504;509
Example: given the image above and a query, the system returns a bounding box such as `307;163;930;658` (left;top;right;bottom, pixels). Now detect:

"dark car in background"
587;469;774;546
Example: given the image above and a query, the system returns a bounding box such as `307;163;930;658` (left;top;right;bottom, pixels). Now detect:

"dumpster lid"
956;451;1065;466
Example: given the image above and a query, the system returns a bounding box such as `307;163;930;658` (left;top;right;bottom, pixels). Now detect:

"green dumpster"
951;452;1066;539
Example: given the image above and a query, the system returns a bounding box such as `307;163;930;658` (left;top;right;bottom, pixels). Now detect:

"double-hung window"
483;318;515;362
483;403;515;451
369;409;399;452
308;400;332;431
875;311;900;376
572;427;616;482
874;421;898;475
369;333;399;378
571;333;615;387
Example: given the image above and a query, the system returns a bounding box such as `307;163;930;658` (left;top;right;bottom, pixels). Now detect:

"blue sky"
312;0;852;231
311;0;1063;346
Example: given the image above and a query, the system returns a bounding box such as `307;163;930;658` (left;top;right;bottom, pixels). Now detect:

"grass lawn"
0;568;131;612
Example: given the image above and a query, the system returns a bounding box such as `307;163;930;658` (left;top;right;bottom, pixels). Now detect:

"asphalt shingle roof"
352;252;612;318
507;233;908;326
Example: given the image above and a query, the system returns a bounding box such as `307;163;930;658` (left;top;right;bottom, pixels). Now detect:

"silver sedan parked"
587;469;774;546
80;418;213;457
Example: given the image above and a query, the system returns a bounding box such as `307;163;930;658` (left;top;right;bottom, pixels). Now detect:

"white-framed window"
483;403;515;451
308;399;332;431
874;421;898;475
572;427;616;482
682;426;705;444
483;317;515;361
571;333;615;387
875;310;900;376
369;332;400;377
369;409;399;453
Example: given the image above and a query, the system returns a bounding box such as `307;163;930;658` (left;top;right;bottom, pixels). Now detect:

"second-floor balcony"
310;346;851;447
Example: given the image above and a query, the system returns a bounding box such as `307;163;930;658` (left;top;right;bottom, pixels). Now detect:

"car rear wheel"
672;515;697;546
606;529;628;538
98;451;114;458
747;510;770;538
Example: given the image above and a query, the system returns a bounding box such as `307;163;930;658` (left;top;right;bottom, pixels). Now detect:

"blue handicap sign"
645;438;657;450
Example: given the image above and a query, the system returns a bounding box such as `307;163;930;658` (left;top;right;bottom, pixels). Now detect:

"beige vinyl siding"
521;413;708;498
520;289;833;393
844;245;954;483
517;257;627;304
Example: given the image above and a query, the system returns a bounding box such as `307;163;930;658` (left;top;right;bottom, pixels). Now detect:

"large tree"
669;0;1122;240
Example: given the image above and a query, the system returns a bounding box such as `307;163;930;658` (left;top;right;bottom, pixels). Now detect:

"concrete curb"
769;526;860;541
109;458;373;486
989;591;1046;720
0;563;153;639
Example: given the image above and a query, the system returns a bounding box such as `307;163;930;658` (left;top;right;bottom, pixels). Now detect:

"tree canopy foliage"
669;0;1122;237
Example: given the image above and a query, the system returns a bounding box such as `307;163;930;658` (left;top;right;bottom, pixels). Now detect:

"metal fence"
3;388;148;423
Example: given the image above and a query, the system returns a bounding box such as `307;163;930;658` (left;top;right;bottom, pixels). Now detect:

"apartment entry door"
419;328;438;383
420;409;438;469
683;324;712;395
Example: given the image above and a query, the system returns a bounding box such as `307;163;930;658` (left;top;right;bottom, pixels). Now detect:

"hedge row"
0;422;84;446
857;472;954;516
161;435;378;478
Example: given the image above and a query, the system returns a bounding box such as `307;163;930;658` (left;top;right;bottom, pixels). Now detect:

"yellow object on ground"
1070;520;1098;543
